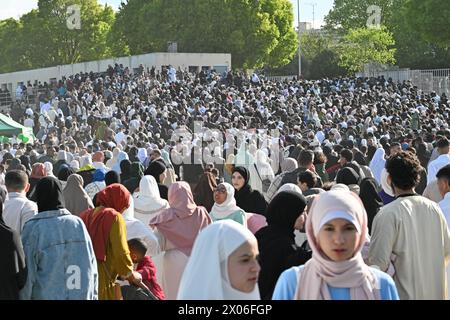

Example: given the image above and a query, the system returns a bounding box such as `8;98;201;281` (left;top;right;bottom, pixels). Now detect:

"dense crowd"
1;63;450;300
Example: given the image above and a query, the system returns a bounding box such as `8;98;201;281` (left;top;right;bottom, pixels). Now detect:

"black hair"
127;238;147;256
298;170;317;189
340;149;353;162
436;164;450;186
385;151;422;190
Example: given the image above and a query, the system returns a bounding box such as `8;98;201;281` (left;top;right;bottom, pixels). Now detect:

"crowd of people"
1;63;450;300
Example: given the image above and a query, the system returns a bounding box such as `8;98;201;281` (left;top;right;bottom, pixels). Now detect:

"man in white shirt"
436;164;450;300
3;170;38;235
427;137;450;185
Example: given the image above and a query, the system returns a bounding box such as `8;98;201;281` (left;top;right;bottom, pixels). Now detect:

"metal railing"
265;75;298;82
356;68;450;95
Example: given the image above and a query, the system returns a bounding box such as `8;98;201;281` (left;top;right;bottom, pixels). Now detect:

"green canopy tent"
0;113;35;143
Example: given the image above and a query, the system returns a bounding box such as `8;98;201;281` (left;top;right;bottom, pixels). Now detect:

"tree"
0;19;25;73
403;0;450;49
114;0;298;69
324;0;396;31
337;26;396;73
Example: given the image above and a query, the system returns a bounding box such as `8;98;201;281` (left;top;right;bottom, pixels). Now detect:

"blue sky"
1;0;335;29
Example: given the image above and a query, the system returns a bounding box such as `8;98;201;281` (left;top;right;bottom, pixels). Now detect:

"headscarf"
177;220;260;300
119;159;132;181
265;191;307;233
133;175;169;224
281;158;298;172
105;170;120;186
93;169;106;182
106;147;120;169
149;182;211;256
359;177;383;234
145;159;166;182
369;148;386;185
35;176;65;213
380;168;395;197
30;163;46;178
336;167;360;186
277;183;302;195
70;160;80;171
295;190;379;300
57;165;74;181
81;184;131;261
192;172;217;212
232;166;249;187
19;155;31;172
137;148;147;164
210;183;243;219
63;174;94;216
112;151;129;173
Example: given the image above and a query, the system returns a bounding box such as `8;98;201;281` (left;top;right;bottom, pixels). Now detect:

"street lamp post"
297;0;302;79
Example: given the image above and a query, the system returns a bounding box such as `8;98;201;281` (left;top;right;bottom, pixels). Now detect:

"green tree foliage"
404;0;450;48
114;0;298;69
0;0;117;73
337;26;396;73
324;0;450;70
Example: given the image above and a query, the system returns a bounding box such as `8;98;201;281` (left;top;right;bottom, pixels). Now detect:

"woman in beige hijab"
63;174;94;216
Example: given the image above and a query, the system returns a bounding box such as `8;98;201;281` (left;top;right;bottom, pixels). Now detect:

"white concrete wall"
0;52;231;90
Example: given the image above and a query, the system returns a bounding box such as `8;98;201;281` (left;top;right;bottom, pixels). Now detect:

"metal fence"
356;68;450;95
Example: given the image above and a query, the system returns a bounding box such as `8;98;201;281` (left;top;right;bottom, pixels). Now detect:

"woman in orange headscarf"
80;184;141;300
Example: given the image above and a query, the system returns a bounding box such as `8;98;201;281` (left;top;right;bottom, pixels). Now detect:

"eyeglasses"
214;187;227;194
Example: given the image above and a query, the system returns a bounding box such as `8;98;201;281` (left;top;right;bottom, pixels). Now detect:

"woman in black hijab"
122;162;144;194
336;167;360;186
359;177;383;234
19;155;31;175
119;159;132;182
232;166;267;215
35;176;65;213
255;191;308;300
144;159;168;200
105;171;120;186
128;147;140;163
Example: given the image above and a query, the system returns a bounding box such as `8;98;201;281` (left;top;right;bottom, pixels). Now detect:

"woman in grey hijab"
63;174;94;216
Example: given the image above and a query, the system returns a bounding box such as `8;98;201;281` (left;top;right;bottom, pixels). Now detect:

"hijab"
145;160;166;182
265;191;307;233
177;220;260;300
281;158;298;172
295;190;379;300
44;161;55;177
193;172;217;212
63;174;94;216
133;175;169;224
36;176;65;213
210;183;243;219
336;167;360;186
105;170;120;186
112;151;129;173
93;169;106;182
30;163;46;178
359;177;383;234
149;182;211;256
277;183;302;195
81;184;131;261
369;148;386;185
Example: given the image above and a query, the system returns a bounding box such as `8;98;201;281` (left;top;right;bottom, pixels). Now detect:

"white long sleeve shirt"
427;154;450;185
3;192;38;234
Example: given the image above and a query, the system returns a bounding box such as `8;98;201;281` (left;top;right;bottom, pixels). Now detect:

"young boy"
128;238;165;300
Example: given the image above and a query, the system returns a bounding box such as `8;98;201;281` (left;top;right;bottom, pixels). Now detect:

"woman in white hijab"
249;150;275;195
44;161;55;177
133;175;169;225
209;183;246;226
177;220;260;300
369;148;386;185
106;147;120;169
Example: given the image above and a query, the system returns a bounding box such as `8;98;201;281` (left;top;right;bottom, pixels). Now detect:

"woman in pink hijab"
272;190;399;300
149;182;211;299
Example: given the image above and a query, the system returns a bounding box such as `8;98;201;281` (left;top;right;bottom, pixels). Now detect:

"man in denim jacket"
20;177;98;300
